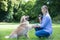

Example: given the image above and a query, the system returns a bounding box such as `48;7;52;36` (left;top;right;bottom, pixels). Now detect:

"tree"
0;0;60;22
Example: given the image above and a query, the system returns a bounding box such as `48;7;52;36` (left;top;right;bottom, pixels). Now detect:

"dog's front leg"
17;35;19;40
25;33;29;39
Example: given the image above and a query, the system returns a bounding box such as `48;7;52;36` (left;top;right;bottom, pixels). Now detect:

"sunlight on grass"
0;23;60;40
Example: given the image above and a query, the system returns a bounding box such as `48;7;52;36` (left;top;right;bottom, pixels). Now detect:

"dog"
5;15;33;39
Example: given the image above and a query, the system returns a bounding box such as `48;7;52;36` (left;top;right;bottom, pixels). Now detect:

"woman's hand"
32;24;40;28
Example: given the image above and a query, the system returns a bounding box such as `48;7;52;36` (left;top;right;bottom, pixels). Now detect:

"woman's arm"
40;16;50;28
33;16;50;28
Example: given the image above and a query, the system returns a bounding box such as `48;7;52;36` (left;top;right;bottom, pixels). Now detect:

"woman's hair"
41;5;48;10
41;5;49;13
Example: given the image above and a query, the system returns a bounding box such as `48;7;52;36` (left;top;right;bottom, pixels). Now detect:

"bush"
0;0;60;22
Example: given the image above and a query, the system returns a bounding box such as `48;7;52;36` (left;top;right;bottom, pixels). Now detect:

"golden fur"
5;15;33;39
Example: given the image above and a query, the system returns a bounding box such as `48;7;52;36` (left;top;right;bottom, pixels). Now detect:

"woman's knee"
35;30;50;37
35;31;40;37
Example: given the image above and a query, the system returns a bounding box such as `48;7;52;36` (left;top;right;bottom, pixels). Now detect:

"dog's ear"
20;16;25;23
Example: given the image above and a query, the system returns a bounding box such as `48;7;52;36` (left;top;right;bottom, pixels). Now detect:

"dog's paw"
5;36;9;38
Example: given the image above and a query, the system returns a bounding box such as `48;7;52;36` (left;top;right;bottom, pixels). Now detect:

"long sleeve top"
39;13;52;35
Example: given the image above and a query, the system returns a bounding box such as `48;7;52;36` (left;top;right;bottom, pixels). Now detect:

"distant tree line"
0;0;60;23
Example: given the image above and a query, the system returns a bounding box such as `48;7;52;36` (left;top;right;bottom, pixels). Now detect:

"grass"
0;23;60;40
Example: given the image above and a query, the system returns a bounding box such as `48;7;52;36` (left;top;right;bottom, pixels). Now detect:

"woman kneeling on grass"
33;5;53;38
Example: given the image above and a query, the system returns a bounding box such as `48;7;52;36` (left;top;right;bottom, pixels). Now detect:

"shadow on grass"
0;25;60;40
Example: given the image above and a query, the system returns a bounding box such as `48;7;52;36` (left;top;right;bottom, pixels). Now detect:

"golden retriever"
5;15;33;39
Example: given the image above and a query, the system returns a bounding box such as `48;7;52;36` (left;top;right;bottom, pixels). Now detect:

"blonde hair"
41;5;48;10
41;5;49;13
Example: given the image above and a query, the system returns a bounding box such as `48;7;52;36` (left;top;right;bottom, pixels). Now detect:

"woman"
33;5;52;38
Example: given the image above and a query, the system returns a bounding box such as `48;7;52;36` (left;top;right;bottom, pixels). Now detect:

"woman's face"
41;7;47;14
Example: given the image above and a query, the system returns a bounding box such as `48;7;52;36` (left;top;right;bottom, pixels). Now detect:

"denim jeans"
35;27;50;37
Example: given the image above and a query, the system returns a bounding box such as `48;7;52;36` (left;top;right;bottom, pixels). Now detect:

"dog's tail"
5;34;17;38
5;36;9;38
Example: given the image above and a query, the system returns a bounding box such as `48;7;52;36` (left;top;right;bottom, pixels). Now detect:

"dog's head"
24;15;29;21
20;15;29;23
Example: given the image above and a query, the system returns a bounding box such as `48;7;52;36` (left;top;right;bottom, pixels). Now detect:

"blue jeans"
35;27;50;37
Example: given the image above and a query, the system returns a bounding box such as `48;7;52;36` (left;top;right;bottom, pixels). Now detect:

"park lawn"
0;23;60;40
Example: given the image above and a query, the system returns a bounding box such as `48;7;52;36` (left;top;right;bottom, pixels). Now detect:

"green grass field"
0;23;60;40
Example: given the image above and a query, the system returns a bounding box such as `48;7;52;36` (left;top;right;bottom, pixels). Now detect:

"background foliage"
0;0;60;22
